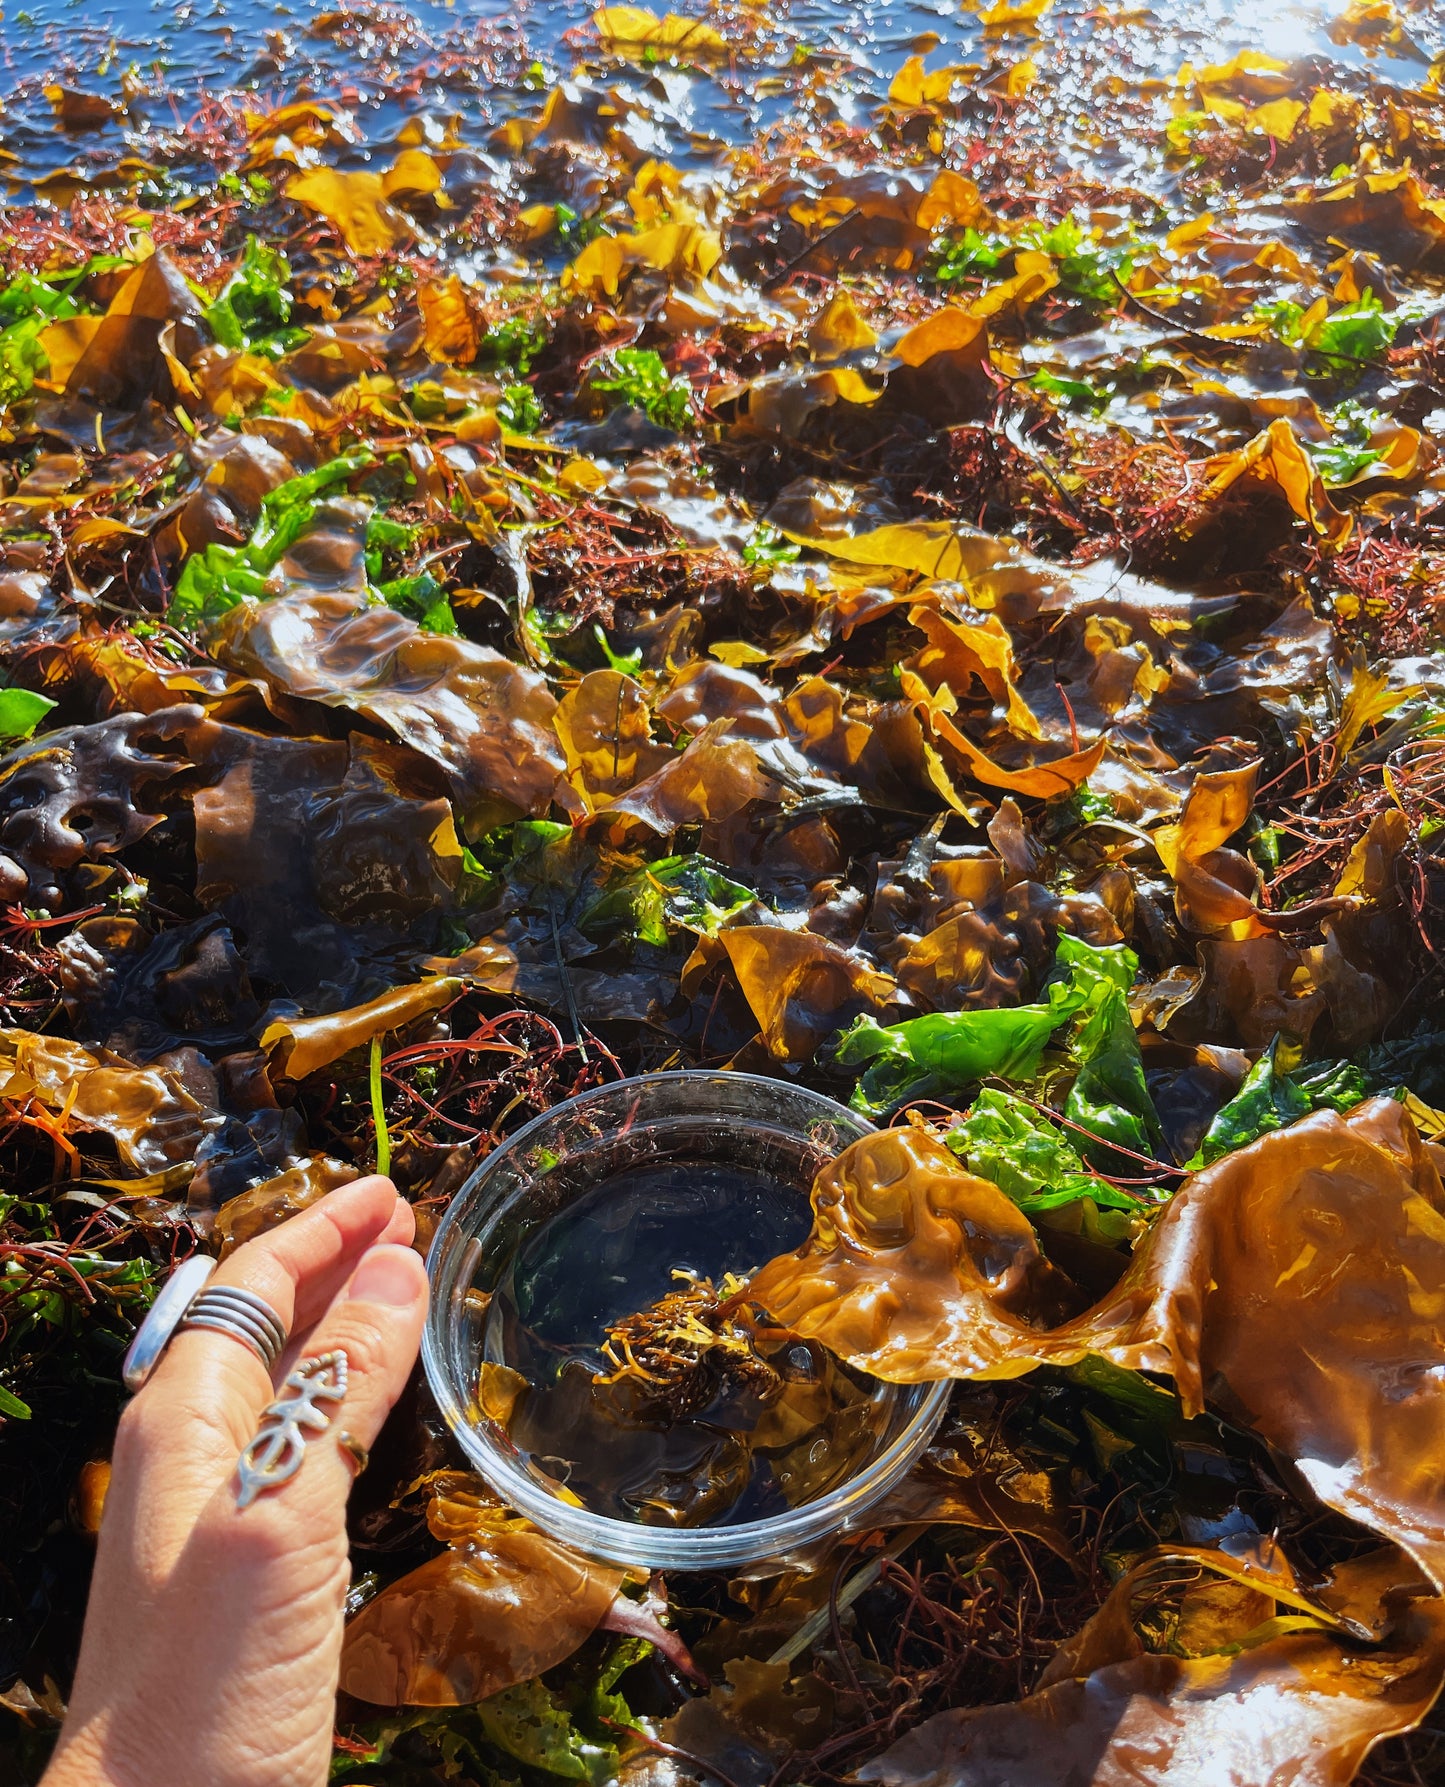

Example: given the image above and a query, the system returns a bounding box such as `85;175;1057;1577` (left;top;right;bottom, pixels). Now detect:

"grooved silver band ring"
122;1260;290;1392
180;1287;288;1373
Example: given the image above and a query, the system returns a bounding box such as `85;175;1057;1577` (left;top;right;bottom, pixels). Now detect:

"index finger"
132;1176;412;1455
213;1174;415;1343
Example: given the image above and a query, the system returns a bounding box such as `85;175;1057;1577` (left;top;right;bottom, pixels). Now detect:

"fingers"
113;1179;415;1537
316;1244;430;1458
201;1244;429;1548
156;1176;411;1424
217;1175;413;1339
260;1243;430;1518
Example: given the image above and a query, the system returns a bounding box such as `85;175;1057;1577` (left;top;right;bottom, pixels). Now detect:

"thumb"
243;1243;429;1522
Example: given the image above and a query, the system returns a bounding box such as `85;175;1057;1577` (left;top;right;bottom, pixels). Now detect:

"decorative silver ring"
237;1351;349;1508
179;1285;289;1373
122;1254;217;1392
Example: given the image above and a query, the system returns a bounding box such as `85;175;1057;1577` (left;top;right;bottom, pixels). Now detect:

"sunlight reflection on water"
1;0;1373;115
0;0;1426;203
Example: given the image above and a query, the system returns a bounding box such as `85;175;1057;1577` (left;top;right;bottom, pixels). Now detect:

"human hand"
41;1176;429;1787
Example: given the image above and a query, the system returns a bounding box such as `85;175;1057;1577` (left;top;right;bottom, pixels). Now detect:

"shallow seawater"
479;1158;906;1527
0;0;1390;197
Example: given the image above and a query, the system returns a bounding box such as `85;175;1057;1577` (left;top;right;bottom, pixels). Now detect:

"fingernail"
347;1246;425;1309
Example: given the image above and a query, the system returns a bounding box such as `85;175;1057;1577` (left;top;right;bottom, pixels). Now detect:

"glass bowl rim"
421;1068;952;1571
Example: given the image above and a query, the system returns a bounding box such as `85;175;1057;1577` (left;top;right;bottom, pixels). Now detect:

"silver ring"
188;1285;288;1357
123;1255;217;1392
237;1351;349;1508
180;1286;288;1373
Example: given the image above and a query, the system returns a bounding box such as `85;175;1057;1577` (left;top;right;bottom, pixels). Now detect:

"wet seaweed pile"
4;0;1445;1781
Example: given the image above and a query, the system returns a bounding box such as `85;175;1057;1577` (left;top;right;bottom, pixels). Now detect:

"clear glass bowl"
423;1070;951;1572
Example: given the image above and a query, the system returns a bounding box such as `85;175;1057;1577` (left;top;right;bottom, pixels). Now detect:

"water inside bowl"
476;1153;910;1528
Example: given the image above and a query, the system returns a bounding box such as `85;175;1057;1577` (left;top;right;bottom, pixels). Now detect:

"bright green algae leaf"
584;1635;650;1735
1028;214;1134;304
0;1383;32;1419
1188;1036;1368;1168
946;1086;1135;1214
938;947;1163;1205
0;270;87;326
1064;983;1164;1172
933;225;1009;283
363;513;416;566
1250;297;1309;345
1062;781;1117;827
167;456;452;635
475;1680;617;1785
1308;400;1394;485
479;314;548;376
837;934;1137;1116
0;320;49;407
1250;290;1400;369
579;854;756;949
0;688;57;742
376;570;458;636
499;382;543;432
592;624;643;676
1065;1354;1179;1423
334;1641;645;1785
838;1005;1068;1115
651;855;756;935
1030;368;1112;412
934;215;1132;304
169;453;374;624
1311;294;1397;364
203;236;309;355
590;347;694;428
743;523;801;567
0;268;88;405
